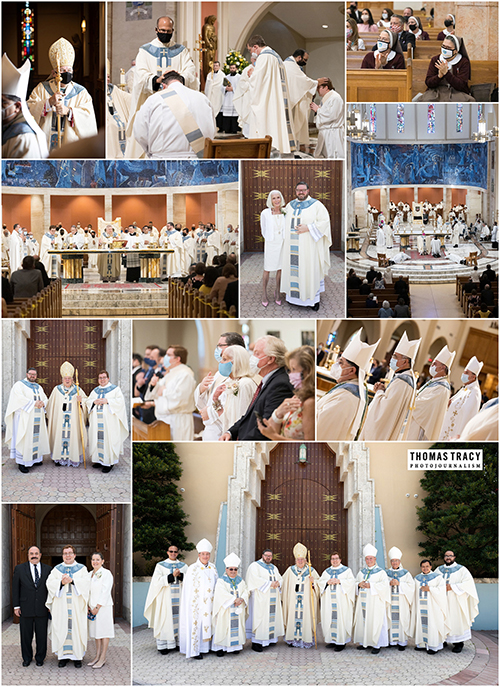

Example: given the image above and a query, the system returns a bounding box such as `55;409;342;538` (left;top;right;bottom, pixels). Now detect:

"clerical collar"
62;560;77;566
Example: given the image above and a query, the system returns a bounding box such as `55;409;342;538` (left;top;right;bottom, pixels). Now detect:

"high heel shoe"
92;661;106;669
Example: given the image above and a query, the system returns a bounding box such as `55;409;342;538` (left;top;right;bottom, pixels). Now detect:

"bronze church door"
27;320;106;397
256;443;347;575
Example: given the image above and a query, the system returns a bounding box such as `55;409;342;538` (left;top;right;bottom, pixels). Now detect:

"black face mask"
60;71;73;84
156;30;173;43
297;59;307;67
444;19;453;27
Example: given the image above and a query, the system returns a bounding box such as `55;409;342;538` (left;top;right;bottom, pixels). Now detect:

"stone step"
63;306;168;317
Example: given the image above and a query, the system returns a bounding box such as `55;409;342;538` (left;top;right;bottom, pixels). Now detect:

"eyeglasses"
168;550;179;554
227;568;238;571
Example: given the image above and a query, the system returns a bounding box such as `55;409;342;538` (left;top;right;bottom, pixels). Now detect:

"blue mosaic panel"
351;142;488;189
1;160;238;188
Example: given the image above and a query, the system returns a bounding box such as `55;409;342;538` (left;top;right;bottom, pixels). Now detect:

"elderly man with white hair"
385;547;415;651
439;356;483;440
219;335;294;441
353;544;390;654
179;539;218;660
407;345;455;441
317;329;380;441
360;332;421;441
212;553;249;656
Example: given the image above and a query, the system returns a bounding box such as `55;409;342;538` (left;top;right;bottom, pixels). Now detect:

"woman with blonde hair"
260;189;286;307
257;345;315;440
211;345;258;435
346;18;365;51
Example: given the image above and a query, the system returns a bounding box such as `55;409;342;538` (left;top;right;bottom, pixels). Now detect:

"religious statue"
202;15;217;82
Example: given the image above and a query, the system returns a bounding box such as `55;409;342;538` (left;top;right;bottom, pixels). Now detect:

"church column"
166;191;174;223
43;191;51;228
31;194;45;245
217;190;226;230
122;505;132;623
225;189;239;230
380;187;388;218
177;1;201;76
172;193;186;226
2;321;30;428
102;320;131;420
105;193;113;222
413;187;418;204
443;187;451;218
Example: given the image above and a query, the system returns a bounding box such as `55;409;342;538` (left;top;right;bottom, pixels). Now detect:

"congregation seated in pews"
456;268;498;318
346;268;412;319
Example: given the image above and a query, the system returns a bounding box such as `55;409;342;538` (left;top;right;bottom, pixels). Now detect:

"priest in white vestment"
144;346;196;440
212;553;249;655
28;38;97;153
385;547;414;650
246;35;296;155
311;79;344;158
412;559;448;654
283;50;317;148
106;82;131;158
281;182;331;310
317;329;380;441
46;546;91;666
40;226;61;279
233;60;255;138
319;552;356;650
125;16;198;157
194;334;246;441
439;356;483;440
160;223;184;277
407;345;455;441
204;61;224;127
133;72;215;159
438;551;479;653
85;371;128;472
9;225;24;274
5;367;50;472
46;361;88;467
179;539;218;659
245;549;285;652
282;543;320;648
353;544;390;654
376;225;386;255
460;397;498;441
144;545;189;653
2;53;48;159
205;228;222;265
360;331;421;441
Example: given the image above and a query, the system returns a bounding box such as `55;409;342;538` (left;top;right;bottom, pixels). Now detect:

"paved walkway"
133;627;497;686
1;438;131;502
240;252;345;319
2;618;131;685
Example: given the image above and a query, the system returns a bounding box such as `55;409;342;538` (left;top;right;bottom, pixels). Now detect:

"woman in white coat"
87;551;114;669
211;345;258;434
260;189;286;307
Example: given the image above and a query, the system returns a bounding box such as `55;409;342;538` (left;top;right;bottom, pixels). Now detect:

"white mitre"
363;543;377;558
388;546;403;560
223;552;241;568
395;331;421;361
465;356;483;376
433;345;456;370
196;538;213;553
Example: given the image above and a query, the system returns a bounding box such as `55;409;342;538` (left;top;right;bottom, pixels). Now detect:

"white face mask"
361;14;369;22
429;364;437;377
330;361;342;380
251;52;258;60
249;354;264;375
382;12;388;19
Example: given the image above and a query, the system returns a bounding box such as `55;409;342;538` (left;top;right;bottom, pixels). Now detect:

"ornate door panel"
11;504;36;574
40;505;96;568
241;160;343;251
96;504;123;616
256;443;347;574
27;320;105;397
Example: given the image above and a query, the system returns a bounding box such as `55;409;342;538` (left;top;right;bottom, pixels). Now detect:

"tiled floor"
410;283;465;318
132;625;496;686
2;437;131;503
240;252;346;319
2;618;131;686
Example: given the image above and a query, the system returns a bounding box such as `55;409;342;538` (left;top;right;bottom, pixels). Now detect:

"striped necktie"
34;564;40;587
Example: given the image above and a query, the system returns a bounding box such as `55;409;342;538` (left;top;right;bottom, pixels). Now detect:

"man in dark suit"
219;335;294;441
12;545;51;667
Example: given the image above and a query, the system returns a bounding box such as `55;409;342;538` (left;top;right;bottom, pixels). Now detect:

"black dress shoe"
73;660;82;668
333;644;346;652
427;649;438;655
452;642;464;653
92;463;101;468
58;659;69;667
356;645;367;650
36;661;44;666
398;645;406;651
414;646;426;651
310;302;320;312
251;643;263;652
193;654;203;660
216;650;225;657
18;465;29;474
159;649;170;655
22;660;31;667
371;648;380;654
102;465;113;473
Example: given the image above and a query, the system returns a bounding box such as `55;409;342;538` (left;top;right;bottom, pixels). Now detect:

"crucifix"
194;34;206;77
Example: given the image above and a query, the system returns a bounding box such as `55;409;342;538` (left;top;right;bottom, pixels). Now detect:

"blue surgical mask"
218;361;233;376
143;357;156;367
214;346;223;362
461;372;470;383
389;357;398;371
164;356;171;368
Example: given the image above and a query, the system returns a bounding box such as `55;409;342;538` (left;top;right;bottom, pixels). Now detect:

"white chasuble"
144;560;189;648
46;562;91;660
85;384;128;466
9;230;24;273
145;364;196;441
313;90;345;159
385;568;414;645
106;83;131;159
281;198;331;306
245;560;285;644
438;564;479;642
439;381;481;440
353;567;390;648
407;377;451;441
212;576;249;651
283;57;317;146
28;80;97;152
233;64;253;137
319;565;356;644
179;560;218;657
5;379;50;466
282;565;320;646
411;572;448;650
317;382;367;441
46;384;88;466
247;48;297;155
360;371;416;441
